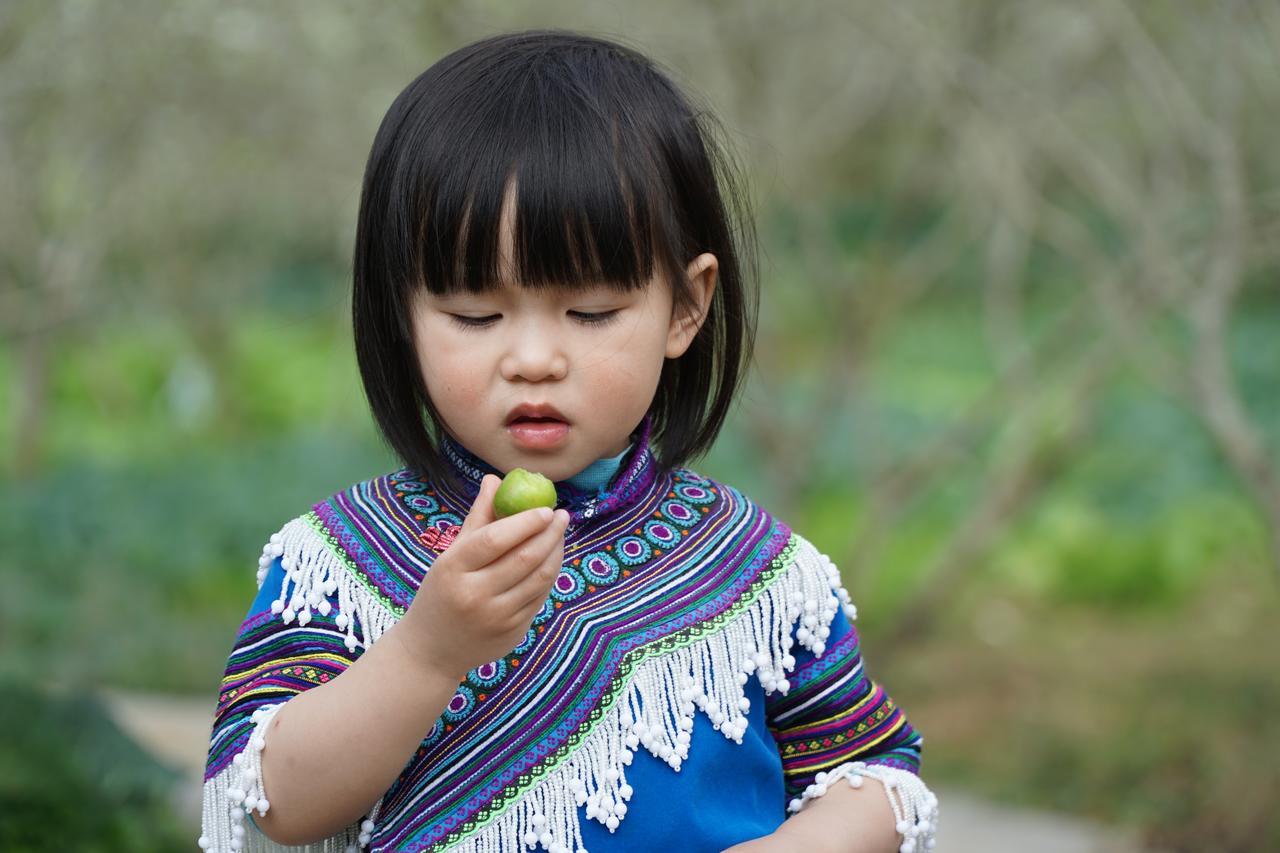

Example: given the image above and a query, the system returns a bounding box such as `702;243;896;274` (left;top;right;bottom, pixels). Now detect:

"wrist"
386;615;466;685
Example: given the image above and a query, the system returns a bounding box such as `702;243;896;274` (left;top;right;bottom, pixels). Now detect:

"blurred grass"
893;560;1280;851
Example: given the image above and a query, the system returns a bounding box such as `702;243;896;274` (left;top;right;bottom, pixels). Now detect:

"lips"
506;411;571;450
505;403;569;425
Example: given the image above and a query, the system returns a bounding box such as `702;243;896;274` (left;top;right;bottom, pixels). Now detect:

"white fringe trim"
256;516;402;652
200;517;925;852
788;762;940;853
199;702;383;852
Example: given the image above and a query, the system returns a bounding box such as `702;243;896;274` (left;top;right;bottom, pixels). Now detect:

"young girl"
199;29;938;853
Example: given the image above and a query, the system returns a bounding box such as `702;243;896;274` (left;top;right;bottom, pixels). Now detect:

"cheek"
591;335;665;394
415;331;485;405
428;362;482;401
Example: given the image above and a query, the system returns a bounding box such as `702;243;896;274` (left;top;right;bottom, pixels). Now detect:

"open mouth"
507;418;571;449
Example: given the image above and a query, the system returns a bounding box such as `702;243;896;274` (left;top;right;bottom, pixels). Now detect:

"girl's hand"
397;473;569;681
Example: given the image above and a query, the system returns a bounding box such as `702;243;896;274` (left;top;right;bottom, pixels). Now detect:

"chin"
524;455;586;483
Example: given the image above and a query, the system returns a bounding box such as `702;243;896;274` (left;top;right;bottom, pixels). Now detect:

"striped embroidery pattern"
374;475;790;851
767;623;923;800
206;611;358;781
384;527;796;851
202;414;835;852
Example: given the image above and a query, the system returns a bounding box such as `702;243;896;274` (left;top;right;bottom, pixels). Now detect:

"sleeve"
765;577;939;853
198;543;380;853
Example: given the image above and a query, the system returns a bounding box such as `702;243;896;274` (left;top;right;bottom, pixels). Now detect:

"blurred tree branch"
836;1;1280;629
4;1;1277;621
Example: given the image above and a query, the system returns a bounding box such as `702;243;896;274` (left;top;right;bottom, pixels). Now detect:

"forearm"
724;776;900;853
253;618;461;845
774;776;900;853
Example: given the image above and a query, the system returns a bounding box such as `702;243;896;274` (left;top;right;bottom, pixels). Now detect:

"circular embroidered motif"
513;627;537;654
406;494;440;514
581;551;621;584
675;483;715;504
675;468;712;487
614;536;652;566
442;685;476;722
426;510;464;530
548;566;587;602
661;499;698;528
531;597;556;626
468;658;508;689
642;519;679;548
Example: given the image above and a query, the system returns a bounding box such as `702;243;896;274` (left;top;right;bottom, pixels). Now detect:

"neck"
562;442;633;493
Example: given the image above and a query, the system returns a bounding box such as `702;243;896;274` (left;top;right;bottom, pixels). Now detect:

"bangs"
409;64;677;298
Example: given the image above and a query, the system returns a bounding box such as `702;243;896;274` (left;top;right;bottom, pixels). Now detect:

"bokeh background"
2;2;1278;851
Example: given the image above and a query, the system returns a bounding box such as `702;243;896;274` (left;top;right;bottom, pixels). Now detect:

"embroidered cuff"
199;702;288;851
787;762;939;853
198;702;377;852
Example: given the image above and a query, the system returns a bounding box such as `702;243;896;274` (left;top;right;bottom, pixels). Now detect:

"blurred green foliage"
2;276;1273;687
0;678;190;852
3;2;1279;851
2;242;1277;850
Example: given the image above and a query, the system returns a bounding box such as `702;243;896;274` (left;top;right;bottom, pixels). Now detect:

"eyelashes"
448;311;621;332
574;311;621;326
447;315;497;330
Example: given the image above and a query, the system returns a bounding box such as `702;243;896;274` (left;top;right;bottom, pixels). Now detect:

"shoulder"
250;466;430;648
253;465;424;588
667;464;788;528
672;469;860;675
666;463;820;562
674;464;857;619
280;465;437;529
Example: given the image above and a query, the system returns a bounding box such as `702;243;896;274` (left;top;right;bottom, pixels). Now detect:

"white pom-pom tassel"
786;762;939;851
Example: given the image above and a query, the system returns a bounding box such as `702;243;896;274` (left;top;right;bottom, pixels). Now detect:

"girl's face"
410;209;717;483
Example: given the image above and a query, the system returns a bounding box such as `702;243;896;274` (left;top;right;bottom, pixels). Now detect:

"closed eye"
447;311;620;331
448;314;500;329
569;310;621;326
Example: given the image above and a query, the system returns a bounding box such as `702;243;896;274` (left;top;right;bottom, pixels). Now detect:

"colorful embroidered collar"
201;412;862;852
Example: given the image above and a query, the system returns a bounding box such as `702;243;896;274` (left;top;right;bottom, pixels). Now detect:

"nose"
499;317;568;382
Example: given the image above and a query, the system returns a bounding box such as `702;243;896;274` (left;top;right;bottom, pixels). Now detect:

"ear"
666;253;718;359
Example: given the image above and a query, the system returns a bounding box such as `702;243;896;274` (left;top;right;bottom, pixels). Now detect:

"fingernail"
536;507;553;523
555;509;570;525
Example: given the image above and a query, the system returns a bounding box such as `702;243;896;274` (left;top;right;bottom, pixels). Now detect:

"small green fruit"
493;468;558;518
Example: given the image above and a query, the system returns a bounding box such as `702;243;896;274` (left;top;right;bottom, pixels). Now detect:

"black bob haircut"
352;28;759;487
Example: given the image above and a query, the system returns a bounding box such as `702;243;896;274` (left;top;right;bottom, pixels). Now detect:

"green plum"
493;468;558;518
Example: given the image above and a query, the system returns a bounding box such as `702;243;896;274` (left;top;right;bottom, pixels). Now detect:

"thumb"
460;473;499;535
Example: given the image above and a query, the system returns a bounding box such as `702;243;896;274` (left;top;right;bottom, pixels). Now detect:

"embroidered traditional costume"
199;415;939;852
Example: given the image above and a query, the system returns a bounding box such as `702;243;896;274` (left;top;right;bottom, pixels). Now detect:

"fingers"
456;500;558;570
490;510;569;596
491;532;567;617
459;474;500;536
505;544;565;614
